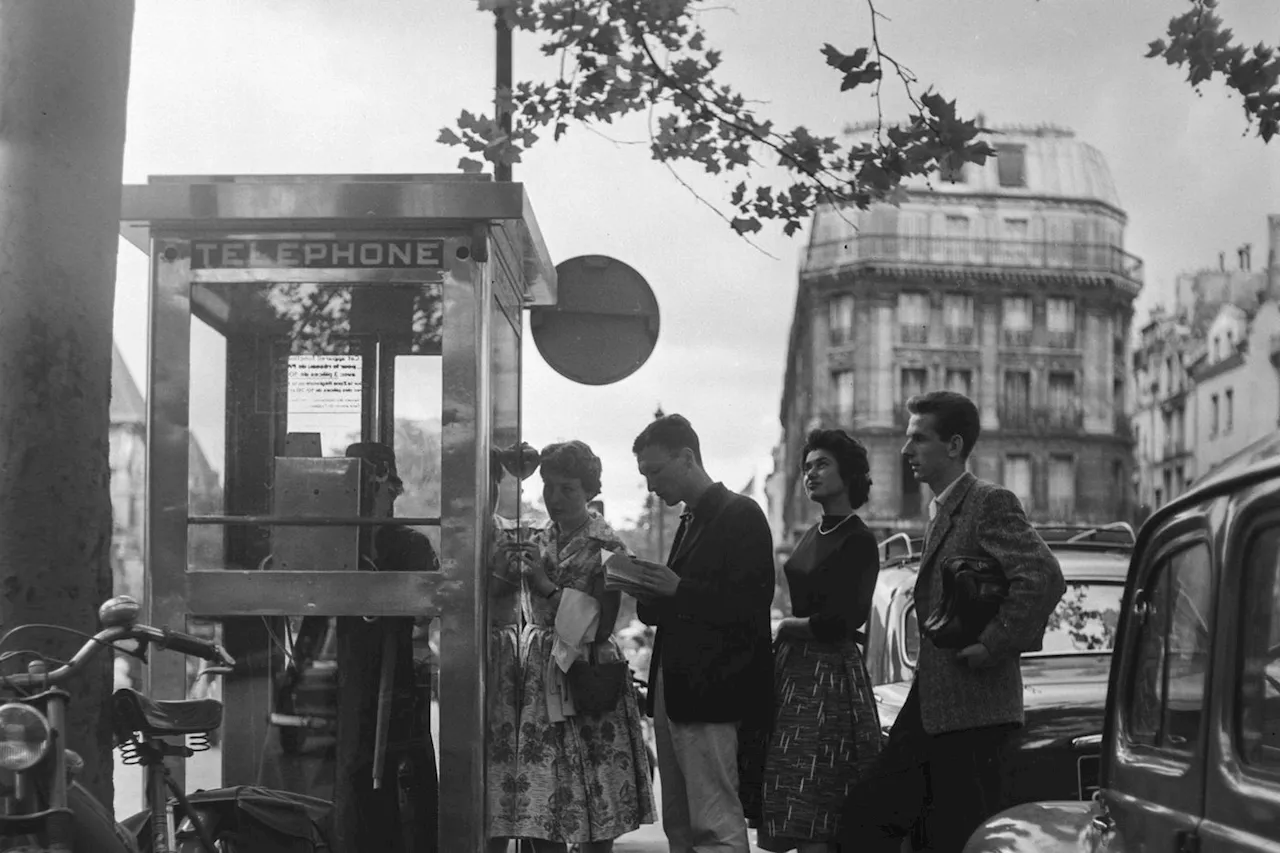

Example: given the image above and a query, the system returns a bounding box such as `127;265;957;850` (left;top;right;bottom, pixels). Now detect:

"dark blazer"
913;472;1065;735
637;483;775;724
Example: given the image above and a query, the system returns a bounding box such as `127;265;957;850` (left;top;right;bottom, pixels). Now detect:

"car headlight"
0;703;51;771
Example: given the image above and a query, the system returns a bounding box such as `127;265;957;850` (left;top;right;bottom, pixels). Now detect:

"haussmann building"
773;122;1143;544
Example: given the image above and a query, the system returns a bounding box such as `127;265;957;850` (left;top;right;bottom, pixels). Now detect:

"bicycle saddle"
112;688;223;737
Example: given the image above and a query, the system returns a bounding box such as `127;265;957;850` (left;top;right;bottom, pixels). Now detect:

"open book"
600;549;658;597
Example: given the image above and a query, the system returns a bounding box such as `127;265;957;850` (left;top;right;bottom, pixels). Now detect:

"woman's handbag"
567;644;629;714
921;555;1009;649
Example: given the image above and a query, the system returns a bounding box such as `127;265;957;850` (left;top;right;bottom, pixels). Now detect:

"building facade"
1130;220;1280;512
1193;300;1280;476
774;124;1142;543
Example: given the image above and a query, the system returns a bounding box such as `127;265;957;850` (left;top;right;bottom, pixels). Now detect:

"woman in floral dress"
495;440;655;853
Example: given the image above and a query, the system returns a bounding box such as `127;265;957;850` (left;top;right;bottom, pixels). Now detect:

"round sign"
531;255;660;386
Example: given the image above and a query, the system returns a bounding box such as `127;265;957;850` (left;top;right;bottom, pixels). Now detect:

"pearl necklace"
817;514;855;536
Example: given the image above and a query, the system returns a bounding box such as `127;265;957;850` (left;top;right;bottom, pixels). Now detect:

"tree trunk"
0;0;134;807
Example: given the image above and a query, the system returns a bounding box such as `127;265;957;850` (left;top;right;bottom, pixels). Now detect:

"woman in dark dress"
758;428;882;853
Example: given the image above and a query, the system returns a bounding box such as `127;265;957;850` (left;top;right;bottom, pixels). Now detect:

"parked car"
963;456;1280;853
865;524;1133;804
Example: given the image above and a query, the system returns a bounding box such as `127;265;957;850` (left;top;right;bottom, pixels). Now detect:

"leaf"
731;216;762;235
437;127;463;146
1146;39;1167;58
458;157;486;174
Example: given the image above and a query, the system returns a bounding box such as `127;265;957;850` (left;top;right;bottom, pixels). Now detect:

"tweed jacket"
637;483;775;724
913;472;1065;735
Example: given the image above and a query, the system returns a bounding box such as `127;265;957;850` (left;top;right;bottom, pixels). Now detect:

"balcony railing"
999;405;1084;432
1046;330;1078;349
945;325;975;346
804;233;1144;284
829;326;855;346
1003;328;1032;347
899;324;929;344
1047;498;1076;520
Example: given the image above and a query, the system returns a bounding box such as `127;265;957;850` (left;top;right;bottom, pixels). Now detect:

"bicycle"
0;594;242;852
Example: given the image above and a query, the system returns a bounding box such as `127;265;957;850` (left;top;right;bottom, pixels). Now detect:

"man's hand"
956;642;994;669
632;558;681;598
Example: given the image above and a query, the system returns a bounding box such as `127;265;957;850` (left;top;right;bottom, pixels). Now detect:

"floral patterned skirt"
486;624;523;835
488;624;656;842
758;637;882;850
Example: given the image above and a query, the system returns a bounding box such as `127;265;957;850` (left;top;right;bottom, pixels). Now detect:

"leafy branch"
447;0;1276;239
445;0;992;236
1146;0;1280;142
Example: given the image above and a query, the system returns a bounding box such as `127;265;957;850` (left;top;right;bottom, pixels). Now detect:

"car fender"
963;800;1106;853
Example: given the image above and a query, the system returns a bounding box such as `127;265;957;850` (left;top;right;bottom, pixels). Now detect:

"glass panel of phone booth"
158;256;483;845
182;277;449;794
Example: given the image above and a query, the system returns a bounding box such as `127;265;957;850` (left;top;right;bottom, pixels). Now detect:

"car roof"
875;514;1136;573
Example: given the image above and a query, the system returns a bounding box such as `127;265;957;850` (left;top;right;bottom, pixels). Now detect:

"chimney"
1239;243;1252;272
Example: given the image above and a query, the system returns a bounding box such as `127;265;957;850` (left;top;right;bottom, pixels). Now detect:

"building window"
945;368;973;397
1225;388;1234;433
1214;335;1222;361
944;215;970;263
1046;297;1077;347
939;156;965;184
828;294;855;346
901;367;928;405
996;144;1027;188
1002;370;1032;427
1003;218;1031;264
1048;371;1079;429
1048;455;1075;518
943;294;974;345
1175;464;1185;494
831;369;855;425
898;292;930;344
1002;296;1032;346
1004;454;1033;510
1211;393;1220;438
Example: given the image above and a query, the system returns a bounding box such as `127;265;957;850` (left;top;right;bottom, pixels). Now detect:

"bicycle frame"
0;598;233;852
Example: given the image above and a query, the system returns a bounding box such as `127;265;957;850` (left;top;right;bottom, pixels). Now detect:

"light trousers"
652;671;749;853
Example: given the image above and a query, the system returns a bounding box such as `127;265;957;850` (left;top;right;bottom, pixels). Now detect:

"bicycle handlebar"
0;623;236;690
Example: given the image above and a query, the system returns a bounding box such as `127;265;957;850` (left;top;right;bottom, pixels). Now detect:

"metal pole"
495;8;513;182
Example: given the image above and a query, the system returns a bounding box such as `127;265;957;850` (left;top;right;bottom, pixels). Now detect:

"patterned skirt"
758;637;882;849
486;624;524;835
488;624;656;843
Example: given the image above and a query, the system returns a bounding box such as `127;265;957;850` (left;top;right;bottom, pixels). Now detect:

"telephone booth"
120;174;556;850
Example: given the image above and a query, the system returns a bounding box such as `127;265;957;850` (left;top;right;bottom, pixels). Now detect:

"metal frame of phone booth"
120;174;556;850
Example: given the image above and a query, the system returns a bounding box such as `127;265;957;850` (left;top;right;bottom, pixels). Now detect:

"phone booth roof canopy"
120;173;557;306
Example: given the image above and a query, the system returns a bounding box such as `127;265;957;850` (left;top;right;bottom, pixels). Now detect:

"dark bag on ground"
126;786;333;853
568;645;629;714
921;556;1009;650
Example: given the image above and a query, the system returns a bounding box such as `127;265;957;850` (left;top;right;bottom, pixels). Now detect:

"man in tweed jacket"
839;391;1065;853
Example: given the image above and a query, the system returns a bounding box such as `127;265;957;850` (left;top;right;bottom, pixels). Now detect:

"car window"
1127;541;1213;753
1237;524;1280;769
1040;581;1124;652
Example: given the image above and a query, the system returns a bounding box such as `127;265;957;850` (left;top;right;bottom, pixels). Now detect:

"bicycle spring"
117;738;143;766
188;732;212;753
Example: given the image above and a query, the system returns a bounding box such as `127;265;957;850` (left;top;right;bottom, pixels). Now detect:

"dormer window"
939;156;966;184
996;144;1027;188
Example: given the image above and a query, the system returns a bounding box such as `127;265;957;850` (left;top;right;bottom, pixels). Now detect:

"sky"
112;0;1280;526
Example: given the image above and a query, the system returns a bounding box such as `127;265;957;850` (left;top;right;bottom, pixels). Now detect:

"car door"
1200;491;1280;853
1101;511;1214;853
